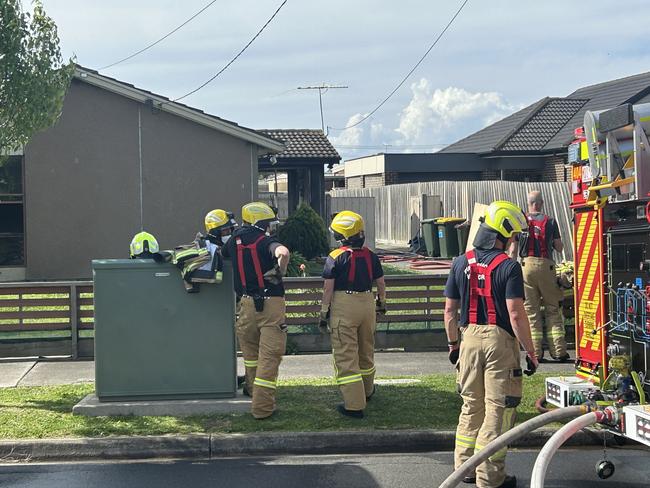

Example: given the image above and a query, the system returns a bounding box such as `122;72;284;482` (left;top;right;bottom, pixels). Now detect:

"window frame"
0;155;26;268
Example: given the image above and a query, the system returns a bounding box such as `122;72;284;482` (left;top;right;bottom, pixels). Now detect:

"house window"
0;156;24;266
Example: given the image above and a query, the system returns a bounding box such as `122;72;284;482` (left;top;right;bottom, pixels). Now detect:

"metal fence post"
70;284;78;359
426;284;431;330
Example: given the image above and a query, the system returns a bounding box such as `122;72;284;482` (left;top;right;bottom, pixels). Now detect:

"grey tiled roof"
544;71;650;150
499;98;588;151
441;70;650;154
259;129;340;161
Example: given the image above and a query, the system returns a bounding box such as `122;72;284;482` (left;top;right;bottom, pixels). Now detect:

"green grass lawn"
0;374;554;439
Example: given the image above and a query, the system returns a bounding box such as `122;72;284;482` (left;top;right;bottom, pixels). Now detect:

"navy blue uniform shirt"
322;247;384;292
444;249;524;337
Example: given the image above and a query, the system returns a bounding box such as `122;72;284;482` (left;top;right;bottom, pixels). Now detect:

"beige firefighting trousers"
329;291;376;411
522;256;566;359
236;296;287;419
455;325;523;488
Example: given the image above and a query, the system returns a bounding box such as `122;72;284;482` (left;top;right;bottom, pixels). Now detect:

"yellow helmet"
130;231;159;258
330;210;364;240
241;202;278;228
483;200;527;238
205;209;238;234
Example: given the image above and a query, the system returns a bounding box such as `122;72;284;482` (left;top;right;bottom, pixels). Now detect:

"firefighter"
204;209;238;247
320;210;386;419
129;231;159;259
515;190;568;362
445;200;538;488
221;202;289;419
204;209;248;392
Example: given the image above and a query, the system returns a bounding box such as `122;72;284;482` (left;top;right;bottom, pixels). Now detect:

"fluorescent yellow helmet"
330;210;364;240
130;231;159;258
483;200;527;238
241;202;278;227
205;209;238;234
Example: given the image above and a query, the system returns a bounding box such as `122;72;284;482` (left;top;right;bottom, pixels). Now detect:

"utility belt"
241;293;284;312
335;289;372;295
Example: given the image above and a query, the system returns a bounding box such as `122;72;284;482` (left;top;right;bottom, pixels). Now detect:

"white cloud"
330;79;520;160
394;79;520;146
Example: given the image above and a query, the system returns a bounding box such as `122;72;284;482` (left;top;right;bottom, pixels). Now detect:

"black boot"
497;475;517;488
366;386;376;401
336;404;364;419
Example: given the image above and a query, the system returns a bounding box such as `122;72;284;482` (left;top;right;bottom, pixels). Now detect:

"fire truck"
546;102;650;456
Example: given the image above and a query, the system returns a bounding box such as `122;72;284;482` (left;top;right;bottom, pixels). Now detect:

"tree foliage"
278;204;329;260
0;0;74;153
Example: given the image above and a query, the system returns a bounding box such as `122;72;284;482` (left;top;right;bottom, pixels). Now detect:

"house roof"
74;66;284;153
441;70;650;155
258;129;341;162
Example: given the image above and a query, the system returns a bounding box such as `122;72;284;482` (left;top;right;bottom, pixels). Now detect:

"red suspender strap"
526;214;550;258
235;234;267;291
484;253;509;324
539;215;549;258
466;250;480;324
236;237;247;288
343;247;373;289
467;249;509;325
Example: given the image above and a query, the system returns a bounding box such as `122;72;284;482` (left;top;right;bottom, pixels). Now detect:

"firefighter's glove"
448;344;460;365
376;298;387;315
263;264;283;285
524;353;539;376
319;309;330;334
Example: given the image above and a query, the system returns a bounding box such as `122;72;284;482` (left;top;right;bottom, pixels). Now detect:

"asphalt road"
0;449;647;487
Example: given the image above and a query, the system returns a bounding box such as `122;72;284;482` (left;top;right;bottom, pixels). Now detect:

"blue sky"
38;0;650;160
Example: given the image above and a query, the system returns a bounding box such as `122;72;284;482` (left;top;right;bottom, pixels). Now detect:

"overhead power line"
99;0;219;70
329;0;471;132
173;0;289;102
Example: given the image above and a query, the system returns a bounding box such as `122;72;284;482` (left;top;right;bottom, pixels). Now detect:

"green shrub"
286;252;308;277
278;204;329;260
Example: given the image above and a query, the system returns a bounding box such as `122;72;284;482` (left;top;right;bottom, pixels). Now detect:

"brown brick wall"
345;176;363;189
543;155;567;182
482;169;501;180
363;174;385;188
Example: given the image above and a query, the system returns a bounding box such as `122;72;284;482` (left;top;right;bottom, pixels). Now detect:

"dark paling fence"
0;277;574;358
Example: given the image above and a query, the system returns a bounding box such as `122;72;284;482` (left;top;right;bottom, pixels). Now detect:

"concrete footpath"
0;352;585;462
0;351;575;388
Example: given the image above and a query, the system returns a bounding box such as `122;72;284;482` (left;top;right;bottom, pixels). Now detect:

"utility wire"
99;0;219;70
329;0;470;131
173;0;288;102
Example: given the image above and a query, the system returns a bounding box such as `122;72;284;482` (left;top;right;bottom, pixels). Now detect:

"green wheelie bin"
421;219;440;257
435;217;466;258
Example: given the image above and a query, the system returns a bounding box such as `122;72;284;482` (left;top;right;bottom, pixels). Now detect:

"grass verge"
0;374;554;439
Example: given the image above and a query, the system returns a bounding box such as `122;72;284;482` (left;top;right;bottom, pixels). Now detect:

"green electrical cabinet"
93;259;236;401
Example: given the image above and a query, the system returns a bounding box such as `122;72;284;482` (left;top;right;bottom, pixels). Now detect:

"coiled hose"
529;410;606;488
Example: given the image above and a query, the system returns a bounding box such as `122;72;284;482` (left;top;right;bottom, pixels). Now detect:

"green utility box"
93;259;236;401
421;219;440;257
435;218;467;258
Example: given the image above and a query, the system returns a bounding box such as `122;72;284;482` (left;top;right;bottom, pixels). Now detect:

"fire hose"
530;408;616;488
438;405;591;488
